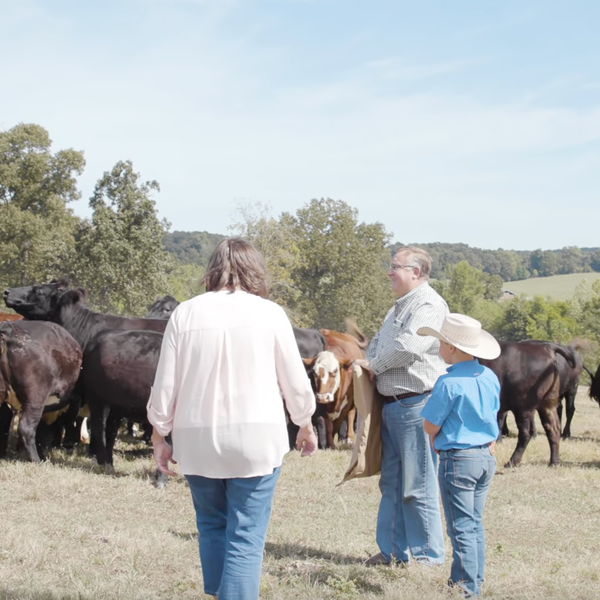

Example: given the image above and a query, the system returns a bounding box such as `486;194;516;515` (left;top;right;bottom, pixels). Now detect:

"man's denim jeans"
376;393;445;564
438;447;495;597
185;467;280;600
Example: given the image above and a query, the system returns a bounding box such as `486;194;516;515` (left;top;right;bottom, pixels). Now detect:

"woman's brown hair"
203;238;270;298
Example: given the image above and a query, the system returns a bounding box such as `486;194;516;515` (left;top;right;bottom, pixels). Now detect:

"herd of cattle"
1;278;600;481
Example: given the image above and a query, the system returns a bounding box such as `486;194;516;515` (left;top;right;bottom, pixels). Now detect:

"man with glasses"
353;246;448;566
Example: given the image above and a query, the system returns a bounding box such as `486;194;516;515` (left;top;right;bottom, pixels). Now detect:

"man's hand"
489;440;496;456
352;358;374;382
151;431;178;476
296;425;318;457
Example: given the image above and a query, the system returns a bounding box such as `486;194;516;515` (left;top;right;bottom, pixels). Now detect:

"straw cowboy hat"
417;313;501;360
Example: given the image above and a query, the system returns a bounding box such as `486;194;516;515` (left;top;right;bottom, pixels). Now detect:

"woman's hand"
151;431;178;476
296;425;318;457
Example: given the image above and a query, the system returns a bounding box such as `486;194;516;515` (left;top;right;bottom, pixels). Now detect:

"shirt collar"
446;359;481;373
394;281;429;311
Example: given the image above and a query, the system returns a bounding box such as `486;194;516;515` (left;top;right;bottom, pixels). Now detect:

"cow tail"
583;364;595;379
42;397;73;414
550;344;577;368
539;357;561;407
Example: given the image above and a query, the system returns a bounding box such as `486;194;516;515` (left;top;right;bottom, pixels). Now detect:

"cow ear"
302;357;317;371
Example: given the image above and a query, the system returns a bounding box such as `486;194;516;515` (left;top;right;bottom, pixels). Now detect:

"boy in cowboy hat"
418;313;501;598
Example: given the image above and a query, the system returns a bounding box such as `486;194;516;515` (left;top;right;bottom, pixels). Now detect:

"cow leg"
346;406;357;444
497;410;508;440
62;396;83;450
325;418;335;449
0;403;14;458
561;392;575;439
313;403;327;449
538;407;561;466
90;404;109;466
35;420;54;460
104;411;121;470
506;410;534;468
18;405;44;463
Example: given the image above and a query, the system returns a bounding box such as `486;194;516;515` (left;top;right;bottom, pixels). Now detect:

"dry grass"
2;390;600;599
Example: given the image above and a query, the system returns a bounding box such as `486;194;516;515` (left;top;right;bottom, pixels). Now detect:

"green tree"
166;263;205;302
557;246;584;274
530;249;558;277
229;202;303;316
74;160;172;315
287;198;394;334
0;123;84;286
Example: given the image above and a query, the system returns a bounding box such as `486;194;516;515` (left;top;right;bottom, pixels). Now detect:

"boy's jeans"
438;447;496;597
376;394;445;564
185;467;280;600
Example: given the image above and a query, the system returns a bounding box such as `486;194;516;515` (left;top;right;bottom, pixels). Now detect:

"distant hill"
502;272;600;300
163;231;226;266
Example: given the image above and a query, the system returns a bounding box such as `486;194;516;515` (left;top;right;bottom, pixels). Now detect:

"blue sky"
1;0;599;250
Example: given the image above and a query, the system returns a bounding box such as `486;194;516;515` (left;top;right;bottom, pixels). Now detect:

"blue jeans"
438;447;496;597
185;467;281;600
376;394;445;564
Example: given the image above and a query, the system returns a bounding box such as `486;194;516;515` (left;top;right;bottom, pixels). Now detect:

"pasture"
503;272;600;300
2;389;600;600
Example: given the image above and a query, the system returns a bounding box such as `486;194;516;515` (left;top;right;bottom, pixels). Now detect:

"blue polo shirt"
420;359;500;451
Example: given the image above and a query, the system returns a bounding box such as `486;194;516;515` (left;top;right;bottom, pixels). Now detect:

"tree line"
2;123;600;370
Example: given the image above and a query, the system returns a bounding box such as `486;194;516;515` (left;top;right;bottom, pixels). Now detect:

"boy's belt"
382;390;431;404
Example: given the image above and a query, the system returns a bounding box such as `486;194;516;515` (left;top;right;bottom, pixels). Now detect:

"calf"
302;329;364;449
480;341;575;467
0;321;82;462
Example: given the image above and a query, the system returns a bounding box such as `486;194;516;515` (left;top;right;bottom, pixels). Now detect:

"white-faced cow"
0;321;82;462
303;329;364;449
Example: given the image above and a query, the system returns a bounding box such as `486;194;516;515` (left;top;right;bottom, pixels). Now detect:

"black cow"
286;327;328;450
0;321;82;462
146;295;179;320
83;329;163;471
480;341;575;467
504;342;583;439
3;280;168;344
293;327;326;359
586;364;600;406
3;281;167;463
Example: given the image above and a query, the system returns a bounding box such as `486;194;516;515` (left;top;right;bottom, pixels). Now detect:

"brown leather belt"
382;390;431;404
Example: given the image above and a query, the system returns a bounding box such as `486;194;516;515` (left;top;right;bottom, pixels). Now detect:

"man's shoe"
364;552;391;566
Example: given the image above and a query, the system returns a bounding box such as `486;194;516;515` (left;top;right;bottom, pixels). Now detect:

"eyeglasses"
389;263;417;272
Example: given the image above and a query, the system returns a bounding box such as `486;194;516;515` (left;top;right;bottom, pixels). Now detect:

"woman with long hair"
147;237;317;600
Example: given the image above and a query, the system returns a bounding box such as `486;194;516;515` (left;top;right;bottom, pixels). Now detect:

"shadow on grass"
167;529;198;541
265;541;365;565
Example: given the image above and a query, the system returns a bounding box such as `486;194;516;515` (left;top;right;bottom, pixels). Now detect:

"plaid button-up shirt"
366;282;449;398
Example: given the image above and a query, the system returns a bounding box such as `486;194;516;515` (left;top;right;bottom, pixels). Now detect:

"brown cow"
0;321;82;462
0;313;23;322
303;329;364;449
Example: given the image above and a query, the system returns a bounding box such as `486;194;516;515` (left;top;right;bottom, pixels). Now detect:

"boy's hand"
489;441;496;456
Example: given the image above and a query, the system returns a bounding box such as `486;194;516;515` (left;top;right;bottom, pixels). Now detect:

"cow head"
305;351;342;404
3;279;71;320
146;295;179;319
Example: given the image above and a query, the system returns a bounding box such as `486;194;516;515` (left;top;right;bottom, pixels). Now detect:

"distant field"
503;272;600;300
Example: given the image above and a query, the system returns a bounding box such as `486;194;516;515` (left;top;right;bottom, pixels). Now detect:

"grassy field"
503;272;600;300
2;390;600;600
